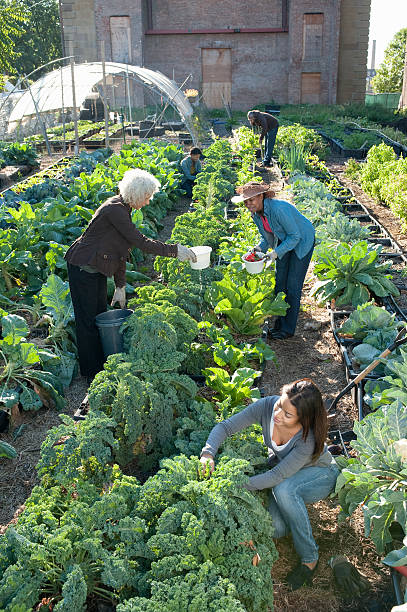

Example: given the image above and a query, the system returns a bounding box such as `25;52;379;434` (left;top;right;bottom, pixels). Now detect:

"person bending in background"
200;378;339;591
247;109;279;167
65;168;196;384
181;146;202;197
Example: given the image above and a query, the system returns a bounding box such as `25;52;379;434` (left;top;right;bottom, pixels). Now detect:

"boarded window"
303;13;323;60
202;48;232;109
110;16;131;63
301;72;321;104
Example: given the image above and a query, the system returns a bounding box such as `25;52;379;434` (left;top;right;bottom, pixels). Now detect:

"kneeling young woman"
200;378;339;590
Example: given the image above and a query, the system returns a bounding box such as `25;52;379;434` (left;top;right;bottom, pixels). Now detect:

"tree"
13;0;62;78
372;28;407;93
0;0;26;88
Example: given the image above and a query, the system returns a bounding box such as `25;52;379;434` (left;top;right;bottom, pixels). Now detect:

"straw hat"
231;181;275;204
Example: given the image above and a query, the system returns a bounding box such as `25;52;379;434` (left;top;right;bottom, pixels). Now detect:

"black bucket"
95;309;133;358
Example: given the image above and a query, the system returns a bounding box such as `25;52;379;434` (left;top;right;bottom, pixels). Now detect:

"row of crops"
1;117;407;608
277;103;407;154
269;122;407;598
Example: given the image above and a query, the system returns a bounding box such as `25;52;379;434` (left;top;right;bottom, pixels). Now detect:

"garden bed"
0;134;405;611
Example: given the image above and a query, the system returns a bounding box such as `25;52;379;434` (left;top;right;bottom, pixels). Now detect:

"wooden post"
101;40;109;148
69;42;79;155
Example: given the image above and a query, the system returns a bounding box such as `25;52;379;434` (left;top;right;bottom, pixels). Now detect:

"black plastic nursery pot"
327;429;356;458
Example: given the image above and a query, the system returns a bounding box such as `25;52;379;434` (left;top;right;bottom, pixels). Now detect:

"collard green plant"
336;401;407;554
311;241;399;307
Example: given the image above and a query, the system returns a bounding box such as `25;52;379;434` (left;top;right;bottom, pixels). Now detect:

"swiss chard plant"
202;366;262;410
205;270;288;335
197;320;276;370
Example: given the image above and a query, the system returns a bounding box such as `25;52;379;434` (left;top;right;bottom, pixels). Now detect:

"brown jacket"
249;111;279;139
65;194;178;287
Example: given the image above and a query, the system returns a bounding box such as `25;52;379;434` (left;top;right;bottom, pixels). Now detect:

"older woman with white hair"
65;168;196;383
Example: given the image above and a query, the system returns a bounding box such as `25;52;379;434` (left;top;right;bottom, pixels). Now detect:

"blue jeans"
268;464;339;563
274;243;314;335
181;178;195;198
263;127;278;163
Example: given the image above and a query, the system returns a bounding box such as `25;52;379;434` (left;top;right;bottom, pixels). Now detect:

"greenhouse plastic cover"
8;62;194;125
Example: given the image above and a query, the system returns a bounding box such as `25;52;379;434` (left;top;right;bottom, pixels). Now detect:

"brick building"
60;0;371;109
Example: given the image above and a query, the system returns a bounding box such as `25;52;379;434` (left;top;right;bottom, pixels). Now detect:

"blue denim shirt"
181;156;202;181
253;198;315;260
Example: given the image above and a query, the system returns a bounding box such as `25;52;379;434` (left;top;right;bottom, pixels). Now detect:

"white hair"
118;169;161;205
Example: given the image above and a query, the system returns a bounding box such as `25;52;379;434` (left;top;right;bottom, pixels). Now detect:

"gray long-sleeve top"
201;395;334;491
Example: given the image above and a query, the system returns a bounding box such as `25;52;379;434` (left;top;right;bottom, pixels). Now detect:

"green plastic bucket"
95;308;133;357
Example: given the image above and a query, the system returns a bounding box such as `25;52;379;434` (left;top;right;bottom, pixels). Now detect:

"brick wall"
150;0;282;30
60;0;371;109
287;0;341;105
337;0;371;103
60;0;97;62
144;32;289;109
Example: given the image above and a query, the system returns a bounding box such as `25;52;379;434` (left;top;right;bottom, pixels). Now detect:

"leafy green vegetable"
311;241;399;307
203;366;262;408
205;271;288;335
335;401;407;553
336;302;399;339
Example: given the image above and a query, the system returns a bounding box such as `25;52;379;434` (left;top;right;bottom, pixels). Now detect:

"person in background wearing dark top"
65;168;197;383
200;378;339;591
232;181;315;340
247;110;279;167
180;146;202;197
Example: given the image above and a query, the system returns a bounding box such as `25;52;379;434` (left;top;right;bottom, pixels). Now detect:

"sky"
367;0;407;68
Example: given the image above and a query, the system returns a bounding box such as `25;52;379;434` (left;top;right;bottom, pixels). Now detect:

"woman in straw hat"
231;181;315;339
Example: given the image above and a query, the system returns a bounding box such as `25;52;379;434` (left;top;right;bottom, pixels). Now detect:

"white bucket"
190;246;212;270
242;252;266;274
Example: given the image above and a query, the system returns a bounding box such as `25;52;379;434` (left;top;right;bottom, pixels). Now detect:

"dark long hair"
281;378;327;461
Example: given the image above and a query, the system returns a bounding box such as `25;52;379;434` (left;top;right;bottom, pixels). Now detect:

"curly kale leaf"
37;411;118;486
124;302;198;354
53;564;87;611
89;359;197;469
117;562;245;612
121;311;185;373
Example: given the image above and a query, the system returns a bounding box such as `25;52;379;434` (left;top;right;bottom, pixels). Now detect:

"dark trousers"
274;244;314;335
67;263;107;377
181;178;195;198
263;127;278;163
